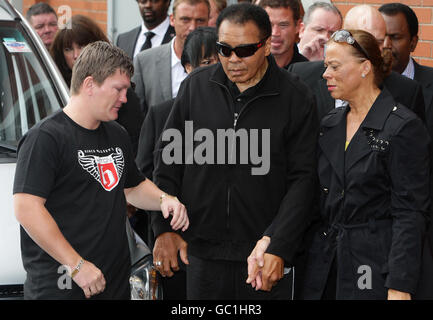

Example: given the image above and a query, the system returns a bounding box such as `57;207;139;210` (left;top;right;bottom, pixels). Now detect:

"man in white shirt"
132;0;210;112
116;0;175;60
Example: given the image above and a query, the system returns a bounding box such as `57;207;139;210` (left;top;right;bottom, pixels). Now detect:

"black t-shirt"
13;110;146;299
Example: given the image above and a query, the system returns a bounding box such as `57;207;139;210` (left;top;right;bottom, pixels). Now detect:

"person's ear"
361;60;372;78
82;76;95;96
264;37;271;56
185;63;193;74
295;19;301;35
298;21;305;38
409;35;418;53
169;13;175;27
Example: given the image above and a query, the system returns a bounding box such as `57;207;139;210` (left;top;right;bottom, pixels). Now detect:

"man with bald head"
287;4;425;121
344;4;390;51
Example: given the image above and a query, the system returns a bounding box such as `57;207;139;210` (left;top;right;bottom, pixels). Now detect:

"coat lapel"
319;108;347;185
345;89;395;172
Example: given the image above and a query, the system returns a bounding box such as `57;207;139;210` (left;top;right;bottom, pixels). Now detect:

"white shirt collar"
140;16;170;38
133;17;170;58
401;57;415;80
170;37;188;98
171;36;181;67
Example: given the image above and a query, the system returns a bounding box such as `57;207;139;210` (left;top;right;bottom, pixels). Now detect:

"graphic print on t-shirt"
77;147;124;191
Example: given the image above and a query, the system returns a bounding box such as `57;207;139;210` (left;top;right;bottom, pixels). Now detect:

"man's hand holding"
153;232;188;277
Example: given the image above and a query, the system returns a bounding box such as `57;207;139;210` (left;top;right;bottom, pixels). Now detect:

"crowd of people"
14;0;433;300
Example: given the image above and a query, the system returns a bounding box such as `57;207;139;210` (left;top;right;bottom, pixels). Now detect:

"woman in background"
50;15;144;156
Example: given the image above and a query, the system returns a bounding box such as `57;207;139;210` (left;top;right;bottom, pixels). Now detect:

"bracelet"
159;193;178;205
71;258;84;278
159;193;167;205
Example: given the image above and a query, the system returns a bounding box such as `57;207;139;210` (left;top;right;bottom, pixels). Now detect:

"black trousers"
186;255;293;300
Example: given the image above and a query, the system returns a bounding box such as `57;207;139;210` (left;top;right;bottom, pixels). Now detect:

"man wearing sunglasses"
150;3;318;299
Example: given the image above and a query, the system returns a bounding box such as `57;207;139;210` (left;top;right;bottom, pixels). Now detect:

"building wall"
332;0;433;67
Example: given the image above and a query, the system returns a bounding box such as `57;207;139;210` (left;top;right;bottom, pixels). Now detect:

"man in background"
116;0;175;60
26;3;58;49
259;0;308;69
132;0;210;112
297;2;342;61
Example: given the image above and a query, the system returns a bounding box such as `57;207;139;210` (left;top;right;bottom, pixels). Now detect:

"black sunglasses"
331;30;371;61
216;39;266;58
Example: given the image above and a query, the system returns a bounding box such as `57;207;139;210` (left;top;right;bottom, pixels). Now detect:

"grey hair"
303;1;342;26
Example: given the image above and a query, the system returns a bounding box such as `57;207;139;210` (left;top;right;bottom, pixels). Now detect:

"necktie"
140;31;155;51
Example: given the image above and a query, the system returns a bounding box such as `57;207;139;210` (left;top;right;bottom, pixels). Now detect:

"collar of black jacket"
322;87;397;131
209;54;280;97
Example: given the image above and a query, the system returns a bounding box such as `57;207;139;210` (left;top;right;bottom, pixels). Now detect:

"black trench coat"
302;88;430;299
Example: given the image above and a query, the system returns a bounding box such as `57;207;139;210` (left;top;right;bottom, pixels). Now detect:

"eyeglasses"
216;39;266;58
331;30;370;61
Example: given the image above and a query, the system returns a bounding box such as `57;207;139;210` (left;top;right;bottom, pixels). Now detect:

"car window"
0;20;62;158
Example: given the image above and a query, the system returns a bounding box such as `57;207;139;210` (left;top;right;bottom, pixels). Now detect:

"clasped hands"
246;236;284;291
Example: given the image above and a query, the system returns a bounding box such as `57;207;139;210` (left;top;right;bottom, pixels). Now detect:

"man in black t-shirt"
13;41;189;300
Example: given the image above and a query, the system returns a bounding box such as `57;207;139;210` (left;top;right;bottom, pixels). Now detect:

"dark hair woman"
301;29;430;300
50;15;144;156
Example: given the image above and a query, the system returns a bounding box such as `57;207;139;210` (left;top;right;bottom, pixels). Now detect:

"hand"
153;232;188;277
160;195;189;232
259;254;284;291
246;236;270;289
71;259;106;299
300;34;328;61
387;289;411;300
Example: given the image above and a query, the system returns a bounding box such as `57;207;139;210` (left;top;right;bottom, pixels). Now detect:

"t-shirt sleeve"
13;128;59;199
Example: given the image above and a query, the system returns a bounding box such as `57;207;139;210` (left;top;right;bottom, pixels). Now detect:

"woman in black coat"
247;29;430;300
302;30;430;300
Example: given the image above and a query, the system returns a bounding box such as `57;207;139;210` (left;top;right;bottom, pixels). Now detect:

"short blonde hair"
173;0;210;16
71;41;133;95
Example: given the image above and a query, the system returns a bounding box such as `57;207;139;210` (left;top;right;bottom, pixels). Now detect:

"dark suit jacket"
115;24;175;59
288;61;426;122
136;99;174;179
414;61;433;136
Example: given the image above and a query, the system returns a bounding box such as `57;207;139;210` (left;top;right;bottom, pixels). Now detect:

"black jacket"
414;60;433;141
152;56;319;264
136;99;174;179
288;61;426;122
302;89;430;299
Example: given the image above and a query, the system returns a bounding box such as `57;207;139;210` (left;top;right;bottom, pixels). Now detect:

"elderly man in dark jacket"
150;3;318;299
